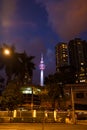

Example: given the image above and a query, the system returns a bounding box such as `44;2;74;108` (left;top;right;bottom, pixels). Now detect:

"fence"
0;110;87;123
0;110;67;123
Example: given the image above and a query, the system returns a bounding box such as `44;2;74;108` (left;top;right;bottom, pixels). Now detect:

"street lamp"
71;86;76;124
3;48;11;56
65;84;76;124
31;87;34;110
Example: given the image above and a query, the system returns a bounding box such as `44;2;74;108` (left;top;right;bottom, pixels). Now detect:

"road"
0;123;87;130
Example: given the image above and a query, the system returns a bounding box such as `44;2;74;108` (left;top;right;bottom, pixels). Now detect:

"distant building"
68;38;87;83
55;42;69;72
21;84;41;110
64;84;87;110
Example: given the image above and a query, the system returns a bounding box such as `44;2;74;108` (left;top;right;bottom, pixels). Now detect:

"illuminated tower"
39;54;45;86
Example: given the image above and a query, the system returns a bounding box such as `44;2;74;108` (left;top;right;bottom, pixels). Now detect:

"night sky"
0;0;87;85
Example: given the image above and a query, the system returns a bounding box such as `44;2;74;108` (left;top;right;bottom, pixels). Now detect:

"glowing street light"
3;48;11;56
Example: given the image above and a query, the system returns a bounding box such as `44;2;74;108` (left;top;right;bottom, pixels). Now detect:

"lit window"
81;62;84;65
80;79;85;82
77;42;81;44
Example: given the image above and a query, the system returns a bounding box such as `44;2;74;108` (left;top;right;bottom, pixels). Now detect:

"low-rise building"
64;84;87;110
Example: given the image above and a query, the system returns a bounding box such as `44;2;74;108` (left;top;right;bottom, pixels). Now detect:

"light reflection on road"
0;123;87;130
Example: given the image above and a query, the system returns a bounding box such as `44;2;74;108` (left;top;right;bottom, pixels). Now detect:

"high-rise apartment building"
68;38;87;83
55;42;69;72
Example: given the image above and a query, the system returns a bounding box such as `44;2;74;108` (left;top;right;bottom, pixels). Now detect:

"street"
0;123;87;130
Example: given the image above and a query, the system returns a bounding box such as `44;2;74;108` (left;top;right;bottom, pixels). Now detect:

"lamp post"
71;86;76;124
31;87;33;110
65;84;76;124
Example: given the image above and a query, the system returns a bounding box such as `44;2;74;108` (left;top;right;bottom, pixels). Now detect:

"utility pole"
31;87;33;110
71;86;76;124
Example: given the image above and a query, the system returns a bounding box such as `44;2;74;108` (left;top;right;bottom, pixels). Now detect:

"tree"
44;74;63;109
14;52;35;85
44;66;76;110
1;81;24;110
0;76;5;95
57;65;76;84
0;44;35;85
38;87;50;109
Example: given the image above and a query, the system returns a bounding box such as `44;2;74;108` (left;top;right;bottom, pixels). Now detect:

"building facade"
64;84;87;110
68;38;87;83
55;42;69;72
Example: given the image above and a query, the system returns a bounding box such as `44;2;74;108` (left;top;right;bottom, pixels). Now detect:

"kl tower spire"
39;54;45;86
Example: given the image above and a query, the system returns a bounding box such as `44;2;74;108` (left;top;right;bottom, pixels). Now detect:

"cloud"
46;48;55;63
0;0;37;42
0;0;17;39
45;48;56;76
37;0;87;40
13;37;46;64
8;20;37;29
0;0;37;30
1;0;17;28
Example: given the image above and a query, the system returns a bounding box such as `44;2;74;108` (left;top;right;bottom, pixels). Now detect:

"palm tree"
45;74;63;109
0;44;35;86
1;81;24;110
14;52;35;85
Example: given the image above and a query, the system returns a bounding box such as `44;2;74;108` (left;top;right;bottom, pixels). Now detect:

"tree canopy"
1;81;24;110
0;44;35;86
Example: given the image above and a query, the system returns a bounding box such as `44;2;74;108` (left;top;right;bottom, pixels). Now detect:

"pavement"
0;123;87;130
77;120;87;125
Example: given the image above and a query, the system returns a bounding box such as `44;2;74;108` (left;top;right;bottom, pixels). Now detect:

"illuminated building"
21;85;41;106
55;42;69;72
68;38;87;83
64;84;87;110
39;54;45;86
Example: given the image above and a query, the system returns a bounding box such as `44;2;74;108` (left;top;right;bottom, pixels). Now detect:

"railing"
0;110;87;123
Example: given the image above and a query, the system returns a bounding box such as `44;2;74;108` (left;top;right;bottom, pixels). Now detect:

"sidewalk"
77;120;87;125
